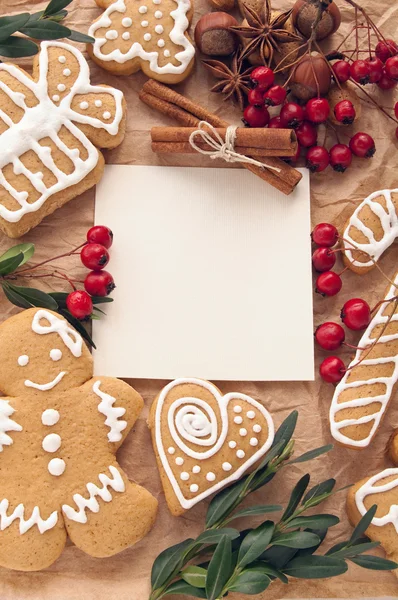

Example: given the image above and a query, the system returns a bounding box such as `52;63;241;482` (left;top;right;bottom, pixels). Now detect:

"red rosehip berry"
332;60;351;83
250;66;275;90
311;223;339;247
395;101;398;119
350;59;371;84
334;100;356;125
268;116;282;128
315;271;342;296
81;243;110;270
377;68;396;90
329;144;352;173
264;85;286;106
315;322;345;351
296;121;317;147
385;55;398;81
305;98;330;124
84;270;116;297
320;356;346;383
86;225;113;249
306;146;330;173
66;290;93;320
349;132;376;158
312;247;336;272
341;298;371;331
280;102;304;129
242;105;270;128
366;57;384;83
248;87;265;107
375;39;398;63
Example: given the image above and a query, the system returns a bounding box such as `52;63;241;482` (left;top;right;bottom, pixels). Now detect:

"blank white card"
93;165;314;381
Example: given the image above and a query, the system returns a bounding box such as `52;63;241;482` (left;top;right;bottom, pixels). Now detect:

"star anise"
231;0;302;66
202;49;254;110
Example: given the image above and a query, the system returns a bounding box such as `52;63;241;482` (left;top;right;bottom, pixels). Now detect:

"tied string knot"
188;121;281;173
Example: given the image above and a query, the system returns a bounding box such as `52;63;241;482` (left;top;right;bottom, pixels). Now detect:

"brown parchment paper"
0;0;398;598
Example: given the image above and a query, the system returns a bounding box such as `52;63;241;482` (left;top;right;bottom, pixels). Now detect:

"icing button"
103;111;111;120
167;446;175;454
175;457;184;465
236;449;245;459
164;49;171;57
122;17;133;26
253;424;262;433
42;433;61;453
180;472;189;481
155;25;164;34
250;437;258;446
190;484;199;493
234;416;243;425
239;428;247;437
63;68;71;76
233;405;242;413
228;440;236;448
18;355;29;366
48;458;66;476
141;20;149;27
206;472;216;481
57;84;66;92
58;55;66;63
154;10;163;17
247;411;256;419
138;5;148;13
41;409;60;426
157;39;165;47
80;101;89;110
222;462;232;471
105;29;119;40
192;465;201;473
122;32;131;40
143;33;151;41
95;100;103;107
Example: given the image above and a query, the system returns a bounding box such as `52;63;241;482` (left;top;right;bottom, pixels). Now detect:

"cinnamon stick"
152;142;295;157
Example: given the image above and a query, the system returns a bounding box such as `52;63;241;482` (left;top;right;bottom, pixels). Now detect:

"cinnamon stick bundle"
151;126;297;157
139;79;302;195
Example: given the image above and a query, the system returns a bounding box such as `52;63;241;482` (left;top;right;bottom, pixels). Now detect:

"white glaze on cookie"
93;380;127;443
355;468;398;532
0;500;58;534
31;310;82;357
0;400;22;451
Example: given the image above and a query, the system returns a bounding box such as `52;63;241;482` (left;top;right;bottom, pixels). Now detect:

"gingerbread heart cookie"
148;378;274;515
87;0;195;83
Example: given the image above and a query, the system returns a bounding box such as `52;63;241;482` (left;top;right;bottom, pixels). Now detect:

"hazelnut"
292;0;341;41
208;0;235;11
290;52;331;101
194;12;239;56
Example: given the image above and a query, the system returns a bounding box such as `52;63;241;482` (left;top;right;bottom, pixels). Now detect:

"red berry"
312;246;336;272
87;225;113;249
334;100;356;125
306;146;329;173
332;60;351;83
315;271;342;296
81;243;110;270
349;132;376;158
250;66;274;90
375;39;398;63
366;57;384;83
84;270;115;297
66;290;93;320
385;55;398;81
264;85;286;106
320;356;346;383
248;87;265;107
341;298;371;331
312;223;338;247
377;68;396;90
242;105;270;128
305;98;330;124
395;102;398;119
350;59;371;84
315;322;345;350
329;144;352;173
268;116;282;128
296;121;317;147
280;102;304;129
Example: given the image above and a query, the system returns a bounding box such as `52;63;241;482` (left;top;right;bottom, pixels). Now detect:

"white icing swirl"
355;468;398;532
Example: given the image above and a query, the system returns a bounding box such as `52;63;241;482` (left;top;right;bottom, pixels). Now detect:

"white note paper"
93;165;313;381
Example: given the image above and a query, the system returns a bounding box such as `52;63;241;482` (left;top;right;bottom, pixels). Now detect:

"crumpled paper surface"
0;0;398;598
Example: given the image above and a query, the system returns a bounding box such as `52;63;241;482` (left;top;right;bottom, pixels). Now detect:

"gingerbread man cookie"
0;308;157;571
0;41;126;238
342;188;398;274
148;378;274;516
87;0;195;83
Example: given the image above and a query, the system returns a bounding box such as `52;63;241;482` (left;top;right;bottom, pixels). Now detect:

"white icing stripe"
155;378;274;510
88;0;194;75
329;272;398;448
0;500;58;534
93;380;127;443
0;41;124;223
25;370;66;391
32;310;83;357
344;189;398;268
0;400;22;451
355;468;398;533
62;466;125;524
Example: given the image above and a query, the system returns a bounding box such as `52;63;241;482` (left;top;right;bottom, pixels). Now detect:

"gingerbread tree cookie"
0;308;157;571
0;41;126;238
87;0;195;83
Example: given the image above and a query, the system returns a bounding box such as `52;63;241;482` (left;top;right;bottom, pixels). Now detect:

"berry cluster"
66;226;115;320
311;223;343;296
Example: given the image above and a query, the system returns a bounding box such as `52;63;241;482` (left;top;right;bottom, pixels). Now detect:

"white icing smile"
25;371;66;391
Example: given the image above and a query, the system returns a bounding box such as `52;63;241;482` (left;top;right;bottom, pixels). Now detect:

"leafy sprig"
0;0;94;59
149;412;397;599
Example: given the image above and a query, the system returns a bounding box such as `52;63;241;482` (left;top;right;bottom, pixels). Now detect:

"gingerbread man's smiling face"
0;308;93;397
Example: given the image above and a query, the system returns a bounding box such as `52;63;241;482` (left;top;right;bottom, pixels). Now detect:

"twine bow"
189;121;281;173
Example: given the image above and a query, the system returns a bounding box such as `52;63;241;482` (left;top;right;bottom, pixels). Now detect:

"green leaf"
349;505;377;543
163;580;207;598
249;439;287;492
4;283;58;310
181;566;207;588
43;0;73;17
288;444;333;464
67;30;95;43
281;474;310;521
237;521;275;568
272;531;320;549
286;514;339;530
295;528;328;558
272;411;298;452
2;282;33;309
47;10;68;22
251;562;288;583
350;555;398;571
260;545;298;569
20;20;71;40
205;536;233;600
228;569;271;595
48;292;68;308
151;538;193;590
284;555;348;579
194;528;239;546
0;13;30;42
0;36;38;58
59;309;96;349
91;295;114;304
0;252;24;276
327;541;380;558
302;479;336;505
93;306;106;315
0;243;35;268
255;439;288;472
227;504;282;522
206;477;248;528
